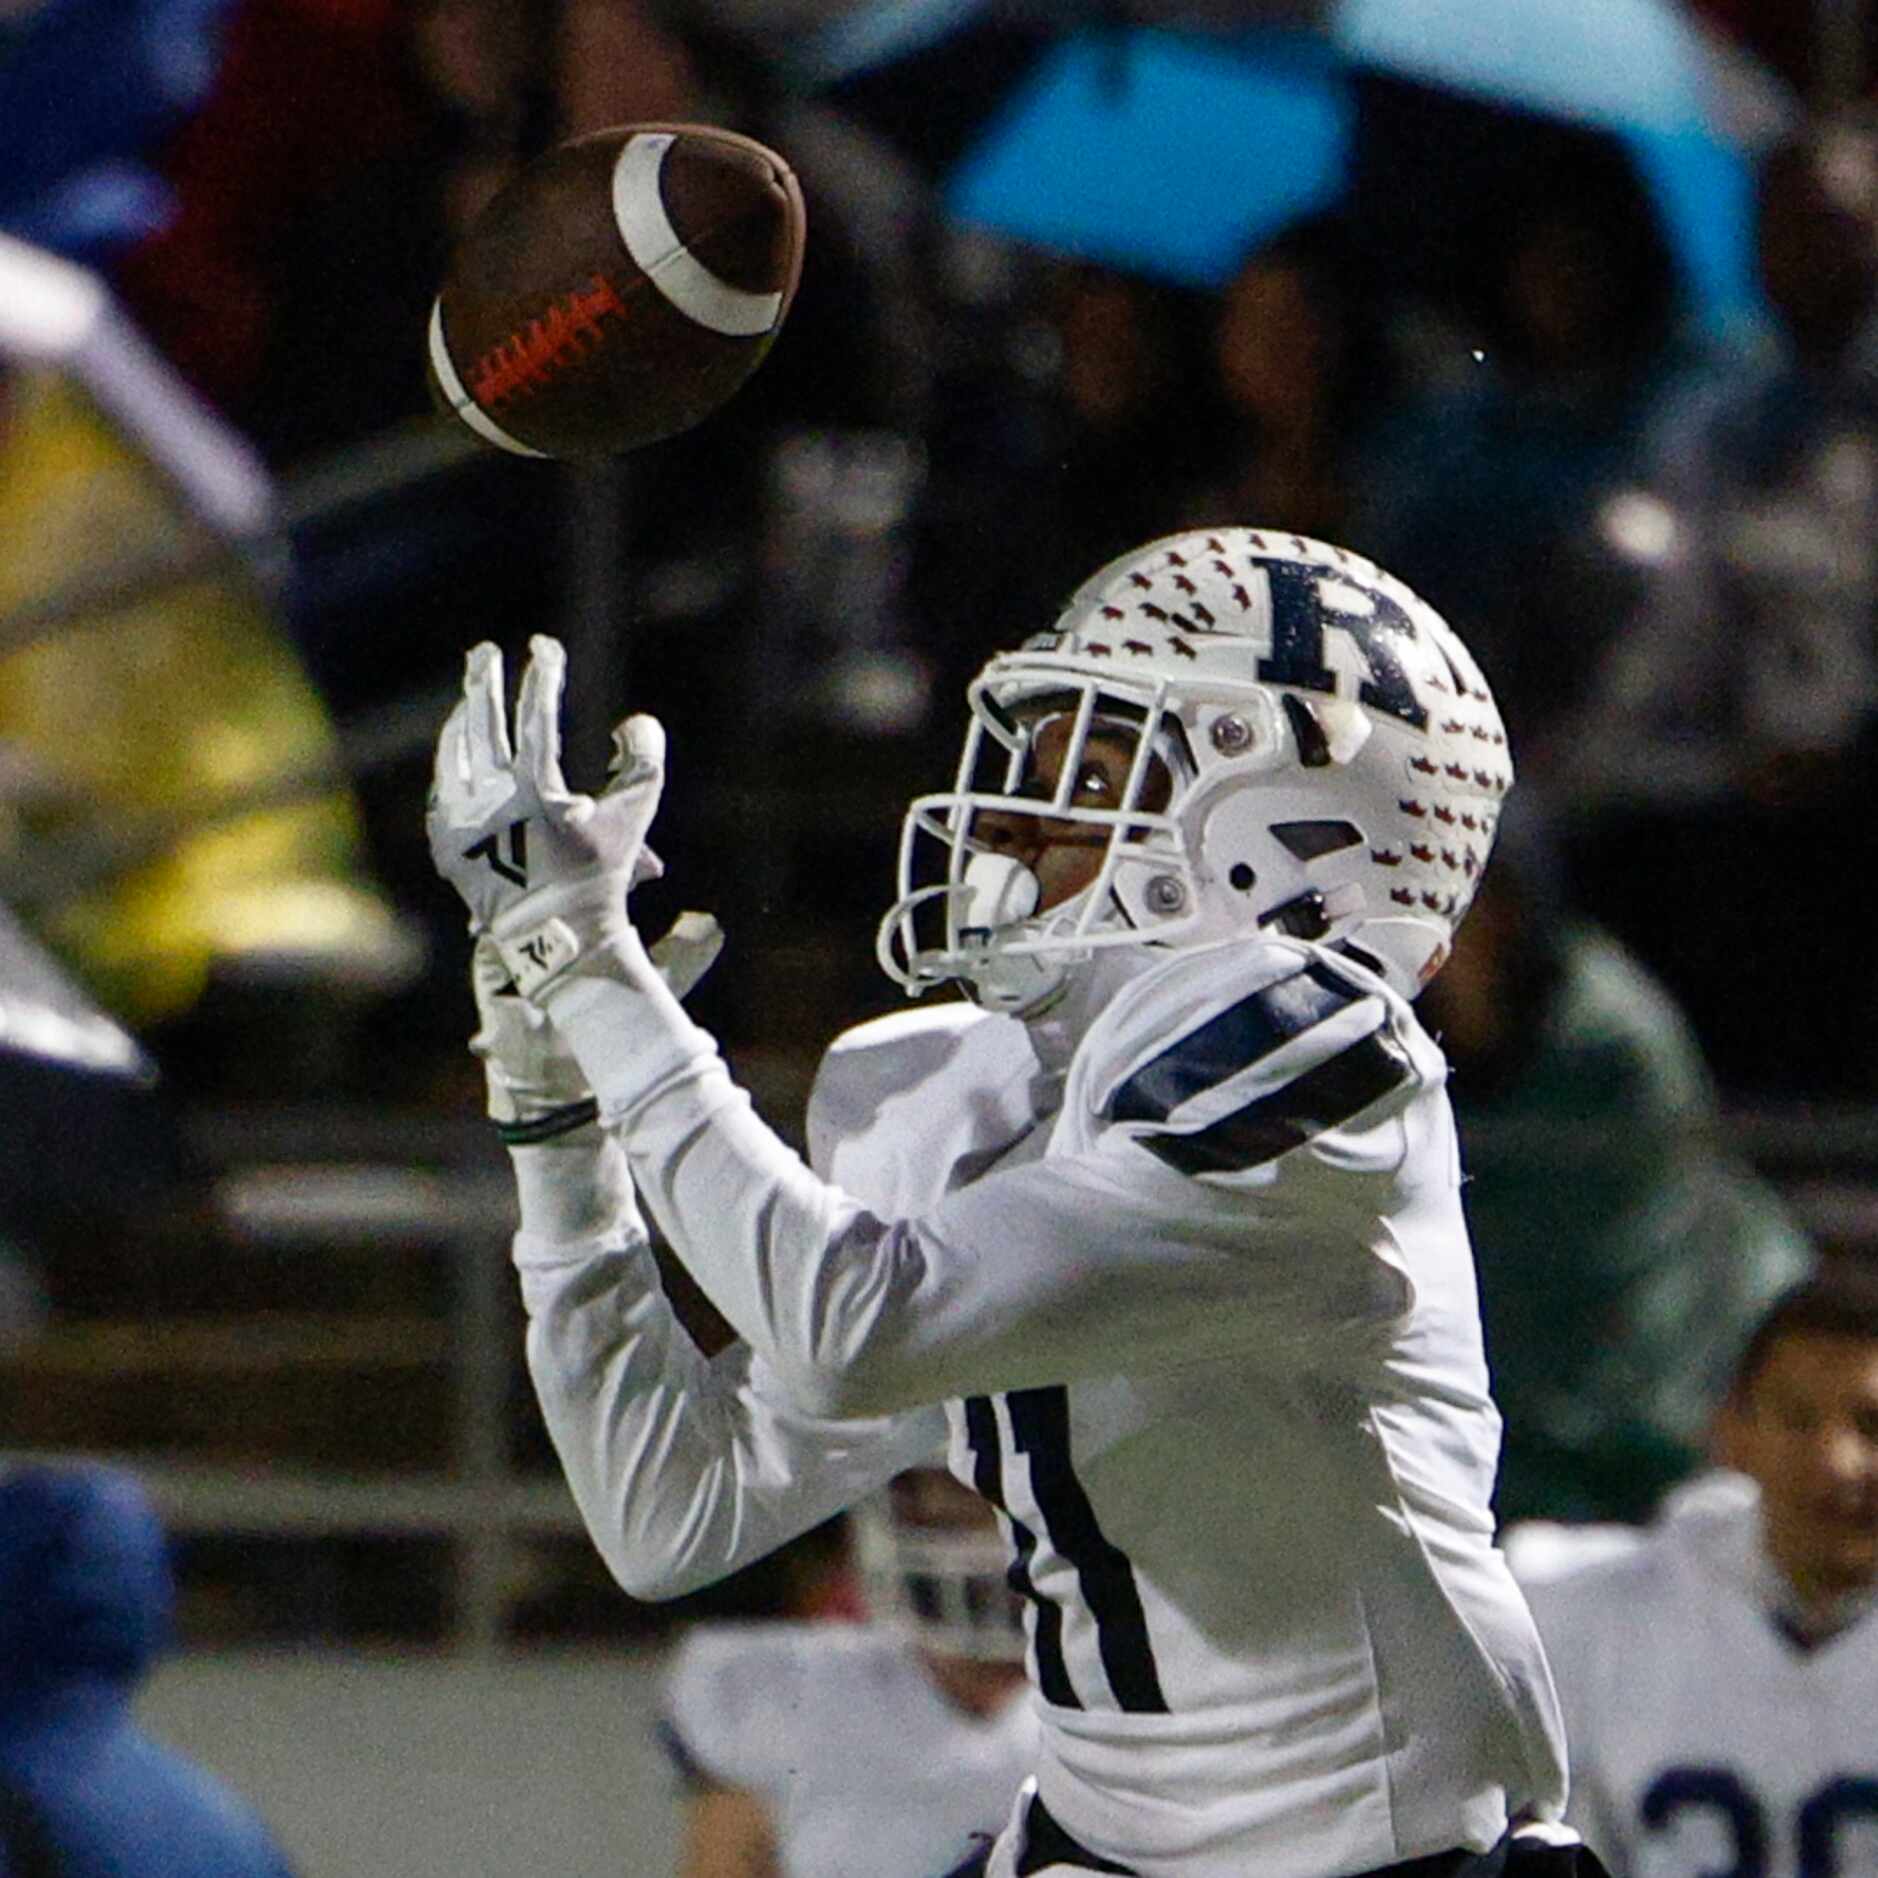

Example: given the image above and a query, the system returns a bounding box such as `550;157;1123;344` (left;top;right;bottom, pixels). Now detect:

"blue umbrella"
1335;0;1717;131
802;0;1775;330
1334;0;1764;326
947;29;1353;290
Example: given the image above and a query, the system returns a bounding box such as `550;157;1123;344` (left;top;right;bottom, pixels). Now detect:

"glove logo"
498;916;582;998
464;822;529;887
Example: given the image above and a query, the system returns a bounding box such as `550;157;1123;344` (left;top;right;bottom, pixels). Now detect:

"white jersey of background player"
428;530;1573;1878
662;1469;1037;1878
1507;1270;1878;1878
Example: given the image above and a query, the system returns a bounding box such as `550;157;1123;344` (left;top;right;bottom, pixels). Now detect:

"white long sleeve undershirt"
506;1127;939;1600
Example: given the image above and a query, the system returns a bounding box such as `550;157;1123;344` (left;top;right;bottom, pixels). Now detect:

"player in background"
429;529;1594;1878
661;1467;1034;1878
1506;1264;1878;1878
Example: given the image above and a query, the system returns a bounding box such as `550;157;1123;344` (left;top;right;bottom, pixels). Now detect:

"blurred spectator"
909;257;1219;732
1419;803;1814;1524
1505;1263;1878;1878
1687;0;1835;104
1039;263;1217;566
219;0;565;930
113;0;416;417
1185;215;1387;544
660;1468;1033;1878
1561;110;1878;1096
1346;136;1706;760
0;1461;298;1876
557;0;699;138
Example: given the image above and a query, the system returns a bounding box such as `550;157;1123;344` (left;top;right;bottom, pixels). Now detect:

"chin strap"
1259;879;1367;943
1260;889;1331;941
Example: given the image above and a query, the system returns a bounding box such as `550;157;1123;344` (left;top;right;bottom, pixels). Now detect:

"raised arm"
428;659;940;1599
508;1120;941;1598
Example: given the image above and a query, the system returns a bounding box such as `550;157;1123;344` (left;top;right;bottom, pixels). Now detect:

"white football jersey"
1515;1475;1878;1878
520;931;1567;1876
801;935;1565;1876
661;1622;1037;1878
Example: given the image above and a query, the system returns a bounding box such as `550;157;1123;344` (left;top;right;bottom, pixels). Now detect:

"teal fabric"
1452;926;1814;1524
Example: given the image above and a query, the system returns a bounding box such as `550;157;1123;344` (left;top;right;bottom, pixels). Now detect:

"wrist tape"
494;1097;600;1145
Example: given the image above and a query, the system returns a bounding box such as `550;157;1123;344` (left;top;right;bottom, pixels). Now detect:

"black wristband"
496;1098;601;1146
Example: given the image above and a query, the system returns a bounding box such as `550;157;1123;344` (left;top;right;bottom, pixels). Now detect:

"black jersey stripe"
964;1394;1080;1709
1007;1387;1168;1714
1140;1028;1412;1176
1108;958;1368;1125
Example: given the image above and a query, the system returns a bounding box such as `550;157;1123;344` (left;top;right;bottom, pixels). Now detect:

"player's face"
874;1472;1026;1708
975;713;1173;913
1719;1332;1878;1602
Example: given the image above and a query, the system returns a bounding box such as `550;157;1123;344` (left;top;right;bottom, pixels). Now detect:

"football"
426;122;806;461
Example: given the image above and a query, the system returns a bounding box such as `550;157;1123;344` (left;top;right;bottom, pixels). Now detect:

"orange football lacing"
467;274;627;410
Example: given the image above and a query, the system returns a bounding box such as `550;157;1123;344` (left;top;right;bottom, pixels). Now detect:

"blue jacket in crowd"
0;1462;295;1878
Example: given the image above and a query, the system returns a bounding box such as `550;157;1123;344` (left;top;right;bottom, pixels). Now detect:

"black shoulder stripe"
1139;1029;1413;1176
1109;958;1369;1125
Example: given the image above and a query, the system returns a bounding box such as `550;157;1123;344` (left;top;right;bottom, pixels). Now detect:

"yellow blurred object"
0;372;411;1023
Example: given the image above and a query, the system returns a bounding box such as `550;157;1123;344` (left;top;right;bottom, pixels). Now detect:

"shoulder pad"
807;1000;1027;1176
662;1623;818;1786
1657;1468;1758;1550
1073;938;1419;1177
1501;1519;1647;1589
821;999;993;1064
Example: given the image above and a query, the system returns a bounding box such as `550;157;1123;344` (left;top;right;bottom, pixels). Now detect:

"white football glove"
429;636;666;998
470;912;723;1134
470;936;587;1130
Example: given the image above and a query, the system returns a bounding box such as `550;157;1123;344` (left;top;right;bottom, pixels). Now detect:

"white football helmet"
851;1472;1026;1663
878;528;1511;1013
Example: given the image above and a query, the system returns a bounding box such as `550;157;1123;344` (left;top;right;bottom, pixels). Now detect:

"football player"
1510;1265;1878;1878
662;1466;1035;1878
429;529;1588;1878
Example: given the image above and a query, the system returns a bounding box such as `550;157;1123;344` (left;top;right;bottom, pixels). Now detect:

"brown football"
426;122;806;461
